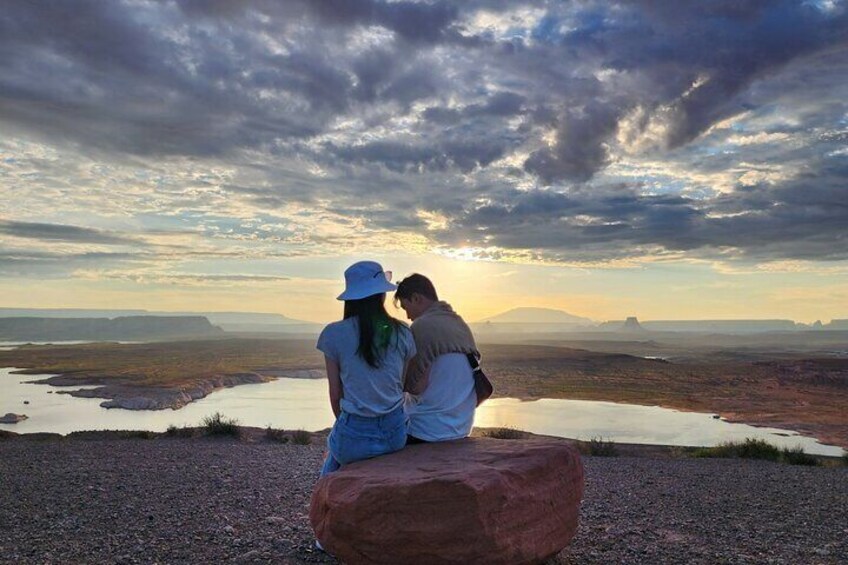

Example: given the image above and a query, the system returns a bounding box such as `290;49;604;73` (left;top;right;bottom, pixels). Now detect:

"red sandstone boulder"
310;437;584;564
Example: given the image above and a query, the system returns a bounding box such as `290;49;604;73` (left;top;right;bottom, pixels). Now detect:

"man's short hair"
394;273;438;304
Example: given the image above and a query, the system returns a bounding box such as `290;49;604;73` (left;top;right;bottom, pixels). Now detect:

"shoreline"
0;425;845;461
30;372;274;410
2;339;846;450
2;367;846;453
13;367;321;410
486;392;848;451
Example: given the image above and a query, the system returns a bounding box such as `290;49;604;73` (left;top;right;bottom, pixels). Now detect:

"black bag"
466;353;493;406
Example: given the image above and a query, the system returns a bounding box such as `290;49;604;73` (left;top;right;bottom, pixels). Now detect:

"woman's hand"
325;355;342;418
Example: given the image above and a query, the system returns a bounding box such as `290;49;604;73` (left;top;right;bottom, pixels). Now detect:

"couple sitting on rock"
316;260;480;476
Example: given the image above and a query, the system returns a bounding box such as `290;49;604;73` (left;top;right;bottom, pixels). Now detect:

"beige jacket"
404;301;479;395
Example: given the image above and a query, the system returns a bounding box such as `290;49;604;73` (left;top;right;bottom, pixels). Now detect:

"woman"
316;260;416;476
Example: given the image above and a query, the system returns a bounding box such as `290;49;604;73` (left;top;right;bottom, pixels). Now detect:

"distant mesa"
477;308;848;335
474;307;595;333
597;318;827;334
622;316;645;332
478;307;595;325
0;308;322;335
0;316;223;341
828;319;848;330
471;307;848;335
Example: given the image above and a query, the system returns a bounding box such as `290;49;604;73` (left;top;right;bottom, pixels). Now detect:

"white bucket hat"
337;260;397;301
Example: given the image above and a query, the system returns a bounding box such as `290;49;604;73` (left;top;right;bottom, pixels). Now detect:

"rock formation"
38;373;272;410
0;413;28;424
310;437;584;565
622;316;645;332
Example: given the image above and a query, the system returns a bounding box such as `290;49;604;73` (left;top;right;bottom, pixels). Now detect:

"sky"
1;0;847;324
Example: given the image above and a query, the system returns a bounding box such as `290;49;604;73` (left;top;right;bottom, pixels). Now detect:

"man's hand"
403;356;431;395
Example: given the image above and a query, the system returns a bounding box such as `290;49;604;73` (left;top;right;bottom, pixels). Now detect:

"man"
394;274;479;444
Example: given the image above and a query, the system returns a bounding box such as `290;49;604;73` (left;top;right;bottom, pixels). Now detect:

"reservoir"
1;367;844;456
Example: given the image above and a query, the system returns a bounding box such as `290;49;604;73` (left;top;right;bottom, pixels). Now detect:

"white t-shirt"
404;352;476;441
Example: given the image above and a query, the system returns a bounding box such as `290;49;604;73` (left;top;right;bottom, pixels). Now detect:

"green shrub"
781;446;818;466
482;427;525;440
291;429;311;445
694;438;781;461
587;437;618;457
165;424;195;438
201;412;240;437
692;442;745;458
738;438;781;461
265;426;289;443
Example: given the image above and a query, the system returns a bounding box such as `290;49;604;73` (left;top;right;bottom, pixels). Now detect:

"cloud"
0;250;146;278
441;153;848;263
0;220;141;245
87;271;292;286
1;0;847;272
524;102;621;183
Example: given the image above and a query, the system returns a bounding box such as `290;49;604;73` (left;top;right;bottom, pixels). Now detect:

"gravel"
1;438;846;564
560;457;848;565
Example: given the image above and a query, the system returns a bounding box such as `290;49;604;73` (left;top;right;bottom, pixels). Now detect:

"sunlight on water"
475;398;846;456
0;368;843;456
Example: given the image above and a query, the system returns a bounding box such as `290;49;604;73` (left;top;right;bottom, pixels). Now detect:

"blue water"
0;367;844;456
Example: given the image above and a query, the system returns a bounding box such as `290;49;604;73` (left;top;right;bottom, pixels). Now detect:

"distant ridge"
0;308;320;333
0;316;222;341
477;307;594;325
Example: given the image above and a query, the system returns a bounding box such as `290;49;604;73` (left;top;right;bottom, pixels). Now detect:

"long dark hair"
343;293;403;368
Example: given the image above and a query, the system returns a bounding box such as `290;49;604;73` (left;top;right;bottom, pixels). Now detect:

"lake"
0;367;844;456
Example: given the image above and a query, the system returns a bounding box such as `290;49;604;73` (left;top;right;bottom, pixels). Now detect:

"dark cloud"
441;153;848;262
179;0;462;44
326;137;509;173
524;102;621;183
0;220;140;246
2;0;847;266
303;0;461;44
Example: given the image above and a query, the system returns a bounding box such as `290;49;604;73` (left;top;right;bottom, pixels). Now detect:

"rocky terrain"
0;413;27;424
28;372;273;410
0;339;321;411
0;435;846;564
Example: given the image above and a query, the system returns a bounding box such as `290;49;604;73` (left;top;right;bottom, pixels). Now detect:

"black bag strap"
466;352;482;373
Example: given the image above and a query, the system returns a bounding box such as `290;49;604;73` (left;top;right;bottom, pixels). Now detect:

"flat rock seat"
310;437;584;565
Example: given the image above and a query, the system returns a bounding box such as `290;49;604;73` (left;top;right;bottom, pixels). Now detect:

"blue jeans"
320;405;406;476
